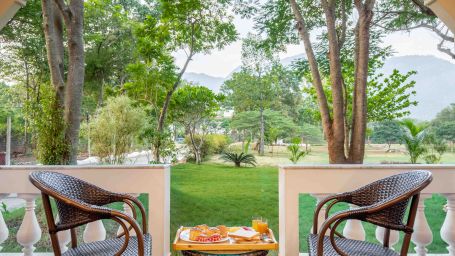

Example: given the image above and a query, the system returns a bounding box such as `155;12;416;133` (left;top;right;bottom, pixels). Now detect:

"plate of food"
180;224;230;243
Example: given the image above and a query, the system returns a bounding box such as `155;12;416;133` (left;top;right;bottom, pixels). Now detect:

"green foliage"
400;119;428;164
371;120;405;150
221;152;257;167
423;134;448;164
431;103;455;143
89;96;146;164
185;134;229;162
32;85;68;165
287;138;306;164
230;110;299;141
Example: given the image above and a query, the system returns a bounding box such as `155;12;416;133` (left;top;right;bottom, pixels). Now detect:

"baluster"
376;226;399;250
343;204;366;241
0;194;9;252
83;220;106;243
117;194;139;237
16;194;41;256
441;194;455;256
55;215;71;253
310;194;329;235
412;194;433;256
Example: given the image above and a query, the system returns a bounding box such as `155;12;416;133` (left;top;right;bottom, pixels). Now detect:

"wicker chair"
308;170;433;256
29;171;151;256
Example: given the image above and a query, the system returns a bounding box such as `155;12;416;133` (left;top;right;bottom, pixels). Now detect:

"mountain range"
182;55;455;121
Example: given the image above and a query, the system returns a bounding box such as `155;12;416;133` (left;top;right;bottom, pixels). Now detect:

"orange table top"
173;227;279;252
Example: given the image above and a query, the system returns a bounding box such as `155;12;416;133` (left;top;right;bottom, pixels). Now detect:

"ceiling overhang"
425;0;455;34
0;0;26;30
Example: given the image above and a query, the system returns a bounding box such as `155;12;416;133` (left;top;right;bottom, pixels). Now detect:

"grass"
0;160;451;254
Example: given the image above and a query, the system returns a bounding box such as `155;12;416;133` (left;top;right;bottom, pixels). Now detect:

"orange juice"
252;219;261;231
257;221;269;234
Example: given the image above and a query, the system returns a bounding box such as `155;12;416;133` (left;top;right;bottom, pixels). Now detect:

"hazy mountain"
185;55;455;121
182;72;225;92
381;55;455;121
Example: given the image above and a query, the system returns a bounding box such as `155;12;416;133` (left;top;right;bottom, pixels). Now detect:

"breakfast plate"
179;229;230;243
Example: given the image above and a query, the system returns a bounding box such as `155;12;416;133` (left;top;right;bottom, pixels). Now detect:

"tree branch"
411;0;436;16
53;0;72;25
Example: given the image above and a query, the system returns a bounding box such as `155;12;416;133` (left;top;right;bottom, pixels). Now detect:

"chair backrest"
350;170;432;232
29;171;121;230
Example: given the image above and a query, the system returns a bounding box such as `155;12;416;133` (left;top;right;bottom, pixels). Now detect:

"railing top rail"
0;164;170;170
279;164;455;169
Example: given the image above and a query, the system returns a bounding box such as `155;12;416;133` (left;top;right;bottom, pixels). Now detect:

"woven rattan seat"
308;170;432;256
308;234;397;256
29;171;151;256
63;233;151;256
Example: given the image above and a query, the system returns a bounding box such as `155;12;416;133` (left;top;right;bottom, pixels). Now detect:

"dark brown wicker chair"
29;171;151;256
308;170;432;256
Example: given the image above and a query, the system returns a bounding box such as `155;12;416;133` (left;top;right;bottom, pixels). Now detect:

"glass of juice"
252;216;262;231
258;219;269;234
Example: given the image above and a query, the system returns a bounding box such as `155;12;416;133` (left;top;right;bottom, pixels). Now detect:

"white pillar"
117;194;139;237
83;220;106;243
441;194;455;256
343;204;366;241
6;116;11;166
16;194;41;256
0;194;9;252
55;215;71;253
376;226;399;250
412;194;433;256
310;194;330;235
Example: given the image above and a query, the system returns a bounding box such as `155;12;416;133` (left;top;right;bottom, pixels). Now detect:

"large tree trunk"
259;107;265;156
348;0;375;163
42;0;85;165
63;0;85;164
290;0;375;164
290;0;346;163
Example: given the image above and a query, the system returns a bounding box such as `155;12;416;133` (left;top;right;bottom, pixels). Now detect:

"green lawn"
0;163;449;255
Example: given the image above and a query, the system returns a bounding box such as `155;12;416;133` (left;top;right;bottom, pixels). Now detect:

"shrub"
221;152;256;167
89;96;145;164
184;134;229;162
287;138;307;164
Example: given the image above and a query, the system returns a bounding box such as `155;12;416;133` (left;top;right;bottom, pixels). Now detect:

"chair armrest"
312;193;353;234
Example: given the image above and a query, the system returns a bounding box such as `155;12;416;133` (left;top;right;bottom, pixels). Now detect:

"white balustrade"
412;194;433;256
441;194;455;256
0;194;9;252
0;165;170;256
375;226;399;250
55;215;71;253
83;220;106;243
16;193;41;256
343;204;366;241
280;164;455;256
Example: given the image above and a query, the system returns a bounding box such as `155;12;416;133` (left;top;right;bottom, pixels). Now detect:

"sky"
173;15;455;78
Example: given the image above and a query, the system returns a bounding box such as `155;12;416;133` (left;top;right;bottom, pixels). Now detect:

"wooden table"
173;227;278;255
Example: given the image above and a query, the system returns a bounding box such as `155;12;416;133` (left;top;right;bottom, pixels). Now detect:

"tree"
136;0;237;161
170;85;222;164
371;120;404;151
89;96;146;164
244;0;422;163
400;119;427;164
431;103;455;152
40;0;85;164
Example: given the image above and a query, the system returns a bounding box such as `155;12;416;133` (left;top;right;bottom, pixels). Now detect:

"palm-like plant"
400;119;427;164
287;143;306;164
221;152;257;167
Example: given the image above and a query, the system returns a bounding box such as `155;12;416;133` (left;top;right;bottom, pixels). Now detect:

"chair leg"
401;233;412;255
49;233;62;256
71;228;77;248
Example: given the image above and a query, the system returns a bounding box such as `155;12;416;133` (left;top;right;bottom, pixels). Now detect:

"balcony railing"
279;164;455;256
0;165;170;256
